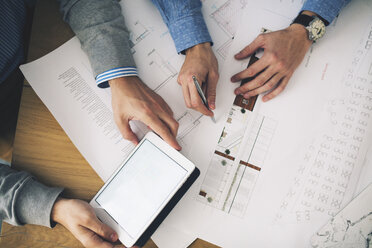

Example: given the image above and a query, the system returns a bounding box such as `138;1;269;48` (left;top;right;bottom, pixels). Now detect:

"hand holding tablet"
90;132;199;247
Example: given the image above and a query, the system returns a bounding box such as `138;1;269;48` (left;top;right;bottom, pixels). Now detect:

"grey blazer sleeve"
0;163;63;227
58;0;136;77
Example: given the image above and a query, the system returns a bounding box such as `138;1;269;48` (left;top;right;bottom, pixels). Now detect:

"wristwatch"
292;14;326;42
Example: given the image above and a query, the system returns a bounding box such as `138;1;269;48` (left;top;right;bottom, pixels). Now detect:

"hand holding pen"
192;76;216;123
176;42;219;120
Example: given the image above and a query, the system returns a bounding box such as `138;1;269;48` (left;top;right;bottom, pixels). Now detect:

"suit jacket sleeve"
58;0;136;77
0;163;63;227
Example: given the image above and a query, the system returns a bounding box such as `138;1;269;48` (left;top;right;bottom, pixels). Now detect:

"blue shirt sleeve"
301;0;352;25
152;0;213;53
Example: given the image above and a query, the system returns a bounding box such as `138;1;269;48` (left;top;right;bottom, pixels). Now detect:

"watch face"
309;18;326;40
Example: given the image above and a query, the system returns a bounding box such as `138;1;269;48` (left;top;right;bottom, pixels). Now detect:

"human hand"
231;24;312;102
51;198;136;248
109;76;181;150
177;42;219;116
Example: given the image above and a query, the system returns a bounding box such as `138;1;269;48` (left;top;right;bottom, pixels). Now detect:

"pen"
192;76;216;123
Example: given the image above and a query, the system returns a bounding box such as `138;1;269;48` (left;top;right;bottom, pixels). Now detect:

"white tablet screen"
95;140;187;239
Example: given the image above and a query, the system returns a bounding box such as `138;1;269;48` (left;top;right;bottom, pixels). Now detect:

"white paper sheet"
19;0;248;181
310;183;372;248
19;0;372;247
152;1;372;247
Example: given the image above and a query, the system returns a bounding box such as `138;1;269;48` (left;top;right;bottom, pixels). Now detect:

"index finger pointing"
144;114;181;150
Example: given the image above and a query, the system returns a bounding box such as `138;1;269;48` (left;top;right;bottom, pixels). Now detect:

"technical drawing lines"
210;0;248;37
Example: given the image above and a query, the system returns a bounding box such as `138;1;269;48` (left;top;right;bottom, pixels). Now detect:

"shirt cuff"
96;67;138;88
301;0;347;25
167;13;213;54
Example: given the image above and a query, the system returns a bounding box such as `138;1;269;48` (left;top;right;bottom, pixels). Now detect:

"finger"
242;72;284;98
206;72;219;110
181;83;192;109
201;80;207;94
76;225;115;248
231;56;269;83
234;66;276;95
85;215;118;243
262;76;291;102
157;111;179;138
144;114;181;150
155;94;174;116
115;116;139;145
234;34;265;60
189;80;213;116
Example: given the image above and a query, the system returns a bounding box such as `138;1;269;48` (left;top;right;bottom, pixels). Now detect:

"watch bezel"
307;17;326;42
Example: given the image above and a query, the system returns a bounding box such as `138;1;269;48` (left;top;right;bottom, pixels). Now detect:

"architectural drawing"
276;21;372;223
198;49;276;217
311;184;372;248
210;0;248;37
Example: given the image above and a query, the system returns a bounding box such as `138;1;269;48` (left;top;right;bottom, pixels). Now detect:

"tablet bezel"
90;132;195;247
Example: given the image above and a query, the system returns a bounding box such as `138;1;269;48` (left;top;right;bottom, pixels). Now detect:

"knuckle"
191;101;199;109
174;121;180;129
257;34;266;43
80;214;91;226
177;76;182;85
276;61;286;71
142;105;153;116
267;81;277;88
246;70;253;77
122;132;132;140
210;71;219;81
269;53;278;63
257;78;266;86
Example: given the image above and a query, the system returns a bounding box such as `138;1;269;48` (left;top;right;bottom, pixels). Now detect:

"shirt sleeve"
151;0;213;54
0;163;63;227
58;0;137;83
301;0;352;25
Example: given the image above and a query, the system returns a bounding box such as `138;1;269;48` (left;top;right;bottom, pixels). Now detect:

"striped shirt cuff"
96;67;138;88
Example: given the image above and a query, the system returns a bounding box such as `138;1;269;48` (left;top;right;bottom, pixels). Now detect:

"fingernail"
231;76;236;82
110;233;117;241
210;103;216;109
234;89;240;95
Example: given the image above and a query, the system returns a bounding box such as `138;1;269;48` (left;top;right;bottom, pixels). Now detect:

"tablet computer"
90;132;199;247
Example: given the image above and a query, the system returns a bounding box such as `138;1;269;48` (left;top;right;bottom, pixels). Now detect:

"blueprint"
120;0;249;143
19;0;372;247
152;0;372;247
310;183;372;248
19;0;248;180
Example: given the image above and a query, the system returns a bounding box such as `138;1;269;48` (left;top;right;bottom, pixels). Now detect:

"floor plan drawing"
119;0;250;153
210;0;247;37
275;20;372;223
197;51;277;217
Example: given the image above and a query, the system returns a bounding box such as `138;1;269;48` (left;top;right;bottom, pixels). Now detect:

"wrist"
51;197;69;224
301;10;318;17
287;24;313;46
108;76;138;88
185;42;212;56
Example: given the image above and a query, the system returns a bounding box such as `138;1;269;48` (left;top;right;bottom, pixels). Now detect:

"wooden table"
0;1;218;247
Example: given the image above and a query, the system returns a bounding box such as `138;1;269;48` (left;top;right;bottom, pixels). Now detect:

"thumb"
115;116;139;145
235;35;264;59
88;216;118;243
207;72;219;110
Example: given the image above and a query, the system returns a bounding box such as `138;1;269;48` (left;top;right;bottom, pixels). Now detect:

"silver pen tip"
211;116;216;123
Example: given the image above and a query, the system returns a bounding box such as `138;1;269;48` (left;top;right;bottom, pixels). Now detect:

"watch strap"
292;14;314;26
